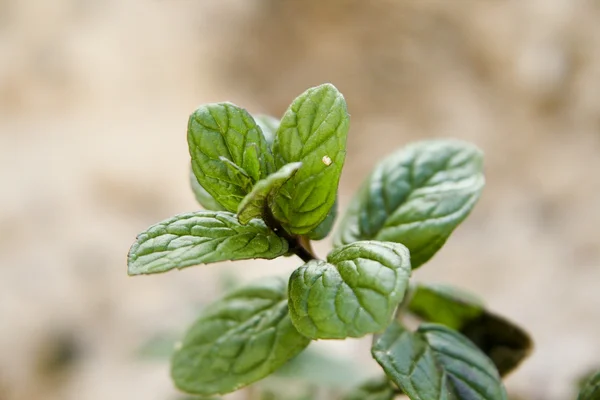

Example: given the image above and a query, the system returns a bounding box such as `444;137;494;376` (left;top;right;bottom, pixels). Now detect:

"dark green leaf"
171;277;310;395
407;283;532;377
271;83;349;235
307;196;338;241
461;312;533;377
288;241;411;339
372;321;507;400
188;102;275;212
237;162;303;225
255;114;280;146
127;211;288;275
335;139;484;269
578;370;600;400
408;283;484;330
189;166;225;211
343;376;396;400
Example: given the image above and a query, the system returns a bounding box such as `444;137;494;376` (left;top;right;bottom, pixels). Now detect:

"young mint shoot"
127;83;532;399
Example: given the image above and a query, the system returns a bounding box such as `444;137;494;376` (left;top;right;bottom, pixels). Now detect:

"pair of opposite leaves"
128;81;485;276
188;83;348;237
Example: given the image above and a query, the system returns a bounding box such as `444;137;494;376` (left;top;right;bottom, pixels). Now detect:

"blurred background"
1;0;600;399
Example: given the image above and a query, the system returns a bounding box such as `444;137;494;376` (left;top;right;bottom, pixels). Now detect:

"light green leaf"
171;277;310;395
189;166;225;211
307;196;338;241
343;376;396;400
255;114;280;146
288;241;411;339
270;346;366;388
372;321;507;400
237;162;303;225
578;370;600;400
335;139;484;269
271;83;349;235
409;283;484;330
188;102;275;212
175;396;222;400
127;211;288;275
218;156;254;192
408;283;532;377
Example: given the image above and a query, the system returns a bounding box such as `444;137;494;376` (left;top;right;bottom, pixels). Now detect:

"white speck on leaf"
322;155;332;166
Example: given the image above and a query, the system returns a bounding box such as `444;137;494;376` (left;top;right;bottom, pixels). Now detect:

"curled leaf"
237;162;302;225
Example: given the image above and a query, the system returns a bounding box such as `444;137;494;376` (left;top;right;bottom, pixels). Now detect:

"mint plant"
127;83;532;399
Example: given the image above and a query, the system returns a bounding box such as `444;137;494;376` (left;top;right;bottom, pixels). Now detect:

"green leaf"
288;241;411;339
136;333;179;360
578;370;600;400
189;166;225;211
237;162;303;225
270;345;366;388
307;196;338;240
343;376;396;400
408;283;484;330
255;114;280;146
461;311;533;377
271;83;349;235
408;283;532;377
171;277;310;395
188;102;275;212
335;139;484;269
175;396;223;400
372;321;508;400
218;156;254;192
127;211;288;275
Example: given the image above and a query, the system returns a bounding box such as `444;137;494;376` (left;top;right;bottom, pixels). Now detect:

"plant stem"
263;207;318;262
292;239;316;262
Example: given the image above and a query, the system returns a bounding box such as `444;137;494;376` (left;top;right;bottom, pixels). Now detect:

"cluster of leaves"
128;84;534;399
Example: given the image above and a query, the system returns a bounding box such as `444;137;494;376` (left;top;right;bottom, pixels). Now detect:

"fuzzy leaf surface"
127;211;288;275
372;321;507;400
288;241;410;339
188;102;275;212
271;83;349;234
335;140;484;268
237;162;302;225
171;278;310;395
